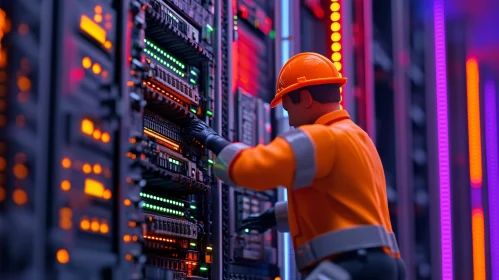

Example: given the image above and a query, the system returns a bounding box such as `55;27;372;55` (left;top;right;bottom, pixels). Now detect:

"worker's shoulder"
295;123;336;138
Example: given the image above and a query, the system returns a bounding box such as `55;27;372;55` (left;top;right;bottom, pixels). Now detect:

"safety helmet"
270;52;347;108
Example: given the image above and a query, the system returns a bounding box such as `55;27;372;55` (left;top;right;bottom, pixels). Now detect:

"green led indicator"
269;30;276;39
190;108;197;114
143;202;184;216
244;228;249;233
144;49;185;78
200;267;208;271
206;111;213;117
144;39;186;69
208;159;214;165
206;24;214;32
234;15;238;19
190;79;197;84
190;205;197;209
140;193;184;207
190;242;196;247
190;70;198;76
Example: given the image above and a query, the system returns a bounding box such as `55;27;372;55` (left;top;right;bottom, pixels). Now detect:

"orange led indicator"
100;222;109;234
17;76;31;92
91;219;100;232
82;163;92;174
56;249;70;264
93;164;102;174
104;41;112;49
61;158;71;168
13;163;28;179
94;14;103;23
84;178;105;198
59;207;73;230
101;132;110;143
79;15;106;44
93;129;102;140
12;188;27;205
92;63;102;74
124;199;131;206
61;180;71;191
82;57;92;69
80;218;90;230
102;189;112;200
81;119;94;135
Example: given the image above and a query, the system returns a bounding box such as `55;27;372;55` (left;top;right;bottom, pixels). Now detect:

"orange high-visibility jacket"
214;110;397;271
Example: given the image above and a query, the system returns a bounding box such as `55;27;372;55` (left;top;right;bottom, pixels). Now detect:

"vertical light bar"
280;0;291;278
466;59;483;188
484;79;499;280
330;0;344;109
472;209;486;280
433;1;453;279
466;58;486;280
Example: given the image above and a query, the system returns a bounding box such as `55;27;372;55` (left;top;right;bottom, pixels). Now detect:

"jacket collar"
314;110;351;125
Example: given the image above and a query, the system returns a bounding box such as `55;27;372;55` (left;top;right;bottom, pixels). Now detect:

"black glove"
183;118;230;154
240;207;276;233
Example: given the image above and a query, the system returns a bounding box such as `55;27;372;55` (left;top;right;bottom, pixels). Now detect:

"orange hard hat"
270;52;347;108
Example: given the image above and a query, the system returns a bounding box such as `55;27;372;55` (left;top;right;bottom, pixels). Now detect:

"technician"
183;52;406;280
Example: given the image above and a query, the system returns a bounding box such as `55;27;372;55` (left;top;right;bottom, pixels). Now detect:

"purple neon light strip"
434;1;453;279
485;80;499;280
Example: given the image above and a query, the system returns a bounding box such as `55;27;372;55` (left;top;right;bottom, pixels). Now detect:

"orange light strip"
466;58;483;187
330;0;343;109
144;128;180;151
466;58;486;280
472;208;486;280
80;15;106;44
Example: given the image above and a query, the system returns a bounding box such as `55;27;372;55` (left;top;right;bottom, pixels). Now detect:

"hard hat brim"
270;77;347;108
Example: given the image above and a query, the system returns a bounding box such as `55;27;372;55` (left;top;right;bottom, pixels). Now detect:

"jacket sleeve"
213;125;336;191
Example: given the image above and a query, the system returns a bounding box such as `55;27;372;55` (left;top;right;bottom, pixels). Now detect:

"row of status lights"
330;0;344;109
81;119;111;143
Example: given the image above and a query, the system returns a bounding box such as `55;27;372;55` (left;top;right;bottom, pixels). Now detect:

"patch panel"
144;214;198;239
147;60;201;105
144;110;183;144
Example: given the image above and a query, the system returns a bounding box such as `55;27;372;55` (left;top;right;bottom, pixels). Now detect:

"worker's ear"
300;89;313;108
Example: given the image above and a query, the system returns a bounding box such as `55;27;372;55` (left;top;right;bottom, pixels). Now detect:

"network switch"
144;213;198;239
149;0;201;43
148;59;201;105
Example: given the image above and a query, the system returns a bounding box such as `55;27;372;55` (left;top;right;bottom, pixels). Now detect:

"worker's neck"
308;103;341;124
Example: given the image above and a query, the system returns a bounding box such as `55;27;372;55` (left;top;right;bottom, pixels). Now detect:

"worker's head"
282;83;341;127
270;52;347;126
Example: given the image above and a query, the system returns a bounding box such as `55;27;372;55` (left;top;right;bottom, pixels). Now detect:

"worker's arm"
183;119;336;191
215;124;336;191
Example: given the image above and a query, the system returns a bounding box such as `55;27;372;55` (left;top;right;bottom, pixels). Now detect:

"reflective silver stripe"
388;232;400;254
279;129;316;189
214;143;251;185
295;225;392;271
274;201;289;232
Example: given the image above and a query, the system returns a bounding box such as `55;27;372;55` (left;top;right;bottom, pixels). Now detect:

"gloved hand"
240;207;277;233
183;118;230;154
